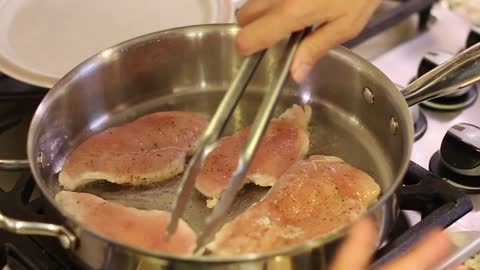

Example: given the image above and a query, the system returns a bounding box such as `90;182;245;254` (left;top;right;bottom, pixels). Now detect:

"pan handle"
0;211;77;249
401;42;480;106
0;159;30;170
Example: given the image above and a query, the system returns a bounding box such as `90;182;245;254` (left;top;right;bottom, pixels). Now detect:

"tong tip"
166;219;177;240
194;233;211;254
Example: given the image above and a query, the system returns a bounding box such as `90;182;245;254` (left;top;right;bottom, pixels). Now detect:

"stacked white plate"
0;0;235;87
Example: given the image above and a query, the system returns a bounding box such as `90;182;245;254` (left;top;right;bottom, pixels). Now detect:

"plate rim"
0;0;235;88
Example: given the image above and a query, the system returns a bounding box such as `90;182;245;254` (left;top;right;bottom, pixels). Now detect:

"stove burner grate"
372;161;473;268
343;0;436;48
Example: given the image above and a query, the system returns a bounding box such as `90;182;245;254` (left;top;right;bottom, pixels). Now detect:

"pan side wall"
27;24;411;269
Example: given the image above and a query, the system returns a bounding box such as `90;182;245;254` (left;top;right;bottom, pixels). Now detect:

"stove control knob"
440;123;480;177
418;50;452;78
418;50;470;97
466;24;480;49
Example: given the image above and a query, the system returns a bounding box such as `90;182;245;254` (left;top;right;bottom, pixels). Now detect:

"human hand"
329;217;458;270
235;0;381;82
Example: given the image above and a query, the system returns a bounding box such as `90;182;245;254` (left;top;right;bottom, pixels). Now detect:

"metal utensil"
0;159;30;170
166;49;266;239
168;28;310;250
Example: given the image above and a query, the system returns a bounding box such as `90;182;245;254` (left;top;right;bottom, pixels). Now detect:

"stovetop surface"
363;4;480;233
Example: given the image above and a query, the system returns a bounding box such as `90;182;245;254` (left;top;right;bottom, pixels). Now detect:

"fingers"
290;1;380;82
235;6;305;56
330;222;453;270
329;219;454;270
235;0;382;82
236;0;278;26
289;16;351;82
235;0;328;56
330;216;378;270
382;228;453;270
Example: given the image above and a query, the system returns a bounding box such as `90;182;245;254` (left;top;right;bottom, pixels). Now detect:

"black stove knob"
418;50;453;79
466;24;480;49
440;123;480;177
418;50;470;98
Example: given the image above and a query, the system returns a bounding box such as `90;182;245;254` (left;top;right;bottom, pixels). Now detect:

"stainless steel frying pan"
0;24;479;270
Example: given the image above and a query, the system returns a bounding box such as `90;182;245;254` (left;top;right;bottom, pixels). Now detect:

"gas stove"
352;2;480;268
355;3;480;231
0;1;479;269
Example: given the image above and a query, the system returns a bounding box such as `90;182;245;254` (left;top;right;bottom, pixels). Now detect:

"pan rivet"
37;151;46;168
363;88;375;104
390;117;399;135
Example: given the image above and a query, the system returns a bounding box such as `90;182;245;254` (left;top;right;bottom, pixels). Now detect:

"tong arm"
195;28;311;250
167;50;266;237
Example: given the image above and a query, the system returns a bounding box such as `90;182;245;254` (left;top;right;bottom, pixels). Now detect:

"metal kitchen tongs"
167;28;311;251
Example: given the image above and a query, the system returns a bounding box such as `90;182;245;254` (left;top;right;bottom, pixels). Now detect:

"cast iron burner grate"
343;0;437;48
0;164;472;270
372;162;473;268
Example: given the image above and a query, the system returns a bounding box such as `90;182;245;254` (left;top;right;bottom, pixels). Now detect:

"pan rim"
27;23;414;264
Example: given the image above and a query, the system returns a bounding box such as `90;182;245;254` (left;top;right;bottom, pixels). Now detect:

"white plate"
0;0;235;88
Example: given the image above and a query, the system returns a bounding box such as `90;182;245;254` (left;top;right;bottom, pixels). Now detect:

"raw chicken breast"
55;191;197;255
195;105;311;207
59;111;208;190
206;155;380;255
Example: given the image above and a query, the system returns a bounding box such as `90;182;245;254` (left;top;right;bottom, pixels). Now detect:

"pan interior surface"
63;88;390;235
27;24;411;262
